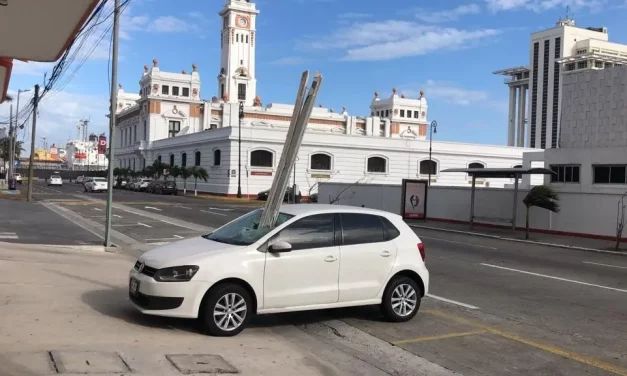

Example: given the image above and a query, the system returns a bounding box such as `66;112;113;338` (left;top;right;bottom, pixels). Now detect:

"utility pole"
27;84;40;202
237;102;243;198
8;105;13;186
104;0;120;247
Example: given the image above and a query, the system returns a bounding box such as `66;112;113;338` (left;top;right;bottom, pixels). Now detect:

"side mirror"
269;240;292;253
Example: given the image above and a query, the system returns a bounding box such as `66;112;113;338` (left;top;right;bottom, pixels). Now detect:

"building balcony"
504;77;530;85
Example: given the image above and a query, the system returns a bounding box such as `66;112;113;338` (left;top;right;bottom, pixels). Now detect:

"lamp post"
237;101;243;198
428;120;438;186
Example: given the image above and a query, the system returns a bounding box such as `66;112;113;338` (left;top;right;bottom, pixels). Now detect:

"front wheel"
380;276;421;323
199;283;252;337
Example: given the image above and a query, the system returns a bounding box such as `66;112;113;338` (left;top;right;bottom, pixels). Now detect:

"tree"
191;166;209;196
616;191;627;250
169;165;181;181
328;176;372;204
0;137;24;161
152;159;170;179
142;166;156;179
523;185;560;240
180;166;192;195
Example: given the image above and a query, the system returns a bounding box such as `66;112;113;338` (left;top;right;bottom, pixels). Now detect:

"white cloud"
415;4;482;23
271;57;307;65
188;11;207;20
485;0;605;12
147;16;200;33
10;61;54;77
337;12;372;19
423;80;489;106
311;20;500;61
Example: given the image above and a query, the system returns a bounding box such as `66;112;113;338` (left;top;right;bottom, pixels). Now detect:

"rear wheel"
199;283;252;337
380;276;421;322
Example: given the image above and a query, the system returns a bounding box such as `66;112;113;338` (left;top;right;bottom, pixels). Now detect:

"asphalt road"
25;180;627;375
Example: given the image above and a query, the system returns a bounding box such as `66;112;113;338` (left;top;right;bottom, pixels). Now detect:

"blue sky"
2;0;627;153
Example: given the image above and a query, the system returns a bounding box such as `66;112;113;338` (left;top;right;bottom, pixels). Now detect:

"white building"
112;0;534;197
495;16;627;149
65;138;107;170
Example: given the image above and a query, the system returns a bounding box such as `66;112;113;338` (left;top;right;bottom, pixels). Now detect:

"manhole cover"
166;354;238;374
50;351;130;374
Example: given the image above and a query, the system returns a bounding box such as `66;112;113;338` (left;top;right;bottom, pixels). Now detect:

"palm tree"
180;166;192;196
523;185;560;240
169;165;181;181
191;166;209;196
152;159;170;179
142;166;156;179
0;138;24;161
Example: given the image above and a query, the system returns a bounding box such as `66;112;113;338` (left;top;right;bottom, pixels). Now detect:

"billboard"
98;135;107;155
401;179;428;220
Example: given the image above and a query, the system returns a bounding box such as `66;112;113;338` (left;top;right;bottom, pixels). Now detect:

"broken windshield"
203;209;294;246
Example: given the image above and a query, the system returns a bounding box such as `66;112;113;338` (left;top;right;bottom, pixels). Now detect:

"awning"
0;0;99;102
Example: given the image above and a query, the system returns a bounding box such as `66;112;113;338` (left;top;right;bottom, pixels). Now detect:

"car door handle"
380;251;391;257
324;256;338;262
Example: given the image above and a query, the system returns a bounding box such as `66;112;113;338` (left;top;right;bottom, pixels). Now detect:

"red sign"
251;171;272;176
75;153;86;159
98;135;107;154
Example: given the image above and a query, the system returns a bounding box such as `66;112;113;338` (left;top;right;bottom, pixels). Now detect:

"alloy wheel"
213;292;247;331
391;283;417;317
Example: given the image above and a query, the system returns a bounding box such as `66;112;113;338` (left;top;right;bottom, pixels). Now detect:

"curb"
409;224;627;257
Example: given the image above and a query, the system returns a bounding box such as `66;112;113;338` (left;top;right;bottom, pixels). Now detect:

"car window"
93;178;106;182
340;213;386;245
381;217;401;241
51;175;61;179
271;214;335;251
204;209;294;246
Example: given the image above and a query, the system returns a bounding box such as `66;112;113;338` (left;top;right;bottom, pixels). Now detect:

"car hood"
139;236;241;268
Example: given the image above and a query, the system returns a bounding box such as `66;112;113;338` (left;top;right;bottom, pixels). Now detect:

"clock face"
237;16;248;28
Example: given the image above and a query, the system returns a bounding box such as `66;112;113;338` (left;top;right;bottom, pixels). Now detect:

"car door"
263;213;339;309
338;213;398;303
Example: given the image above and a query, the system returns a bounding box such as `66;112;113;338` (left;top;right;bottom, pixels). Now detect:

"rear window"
340;213;386;245
93;178;106;182
51;175;61;179
381;217;401;241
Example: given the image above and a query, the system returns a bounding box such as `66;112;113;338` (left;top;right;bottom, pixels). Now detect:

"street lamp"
237;101;243;198
428;120;438;186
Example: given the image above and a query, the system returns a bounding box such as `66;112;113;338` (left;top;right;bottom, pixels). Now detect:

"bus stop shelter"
441;167;556;230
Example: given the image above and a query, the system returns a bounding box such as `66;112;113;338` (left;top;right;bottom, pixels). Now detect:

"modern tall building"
495;16;627;149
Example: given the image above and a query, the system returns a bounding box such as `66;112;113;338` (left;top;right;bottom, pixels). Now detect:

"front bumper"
128;268;210;318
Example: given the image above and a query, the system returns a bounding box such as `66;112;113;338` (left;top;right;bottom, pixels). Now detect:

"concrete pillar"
508;86;516;146
517;85;527;147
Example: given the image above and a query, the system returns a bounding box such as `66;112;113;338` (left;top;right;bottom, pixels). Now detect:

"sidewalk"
408;220;626;256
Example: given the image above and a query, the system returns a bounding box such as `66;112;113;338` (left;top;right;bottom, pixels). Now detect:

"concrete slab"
0;351;56;375
166;354;239;374
50;350;130;374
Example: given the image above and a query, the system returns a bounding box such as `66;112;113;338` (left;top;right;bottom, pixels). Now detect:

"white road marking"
92;208;102;212
112;224;140;227
158;219;194;229
0;232;18;240
145;206;162;211
113;214;123;218
177;205;192;210
137;222;153;228
147;241;170;246
481;263;627;293
426;294;479;310
145;237;183;242
201;209;227;216
209;207;234;211
420;236;497;250
583;261;627;270
173;235;184;239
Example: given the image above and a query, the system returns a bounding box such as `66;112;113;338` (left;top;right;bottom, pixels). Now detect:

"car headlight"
153;265;199;282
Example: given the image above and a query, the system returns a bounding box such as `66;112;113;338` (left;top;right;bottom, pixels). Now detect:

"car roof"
279;204;399;219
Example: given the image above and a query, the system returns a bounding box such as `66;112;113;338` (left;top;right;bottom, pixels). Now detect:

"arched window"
367;156;387;173
250;149;273;168
214;149;221;166
194;151;201;167
310;153;332;171
419;160;438;175
468;162;486;169
157;155;162;163
169;154;174;167
181;152;187;167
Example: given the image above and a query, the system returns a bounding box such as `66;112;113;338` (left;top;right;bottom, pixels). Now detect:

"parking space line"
113;214;123;218
583;261;627;270
392;330;487;345
173;235;184;239
423;309;627;376
209;207;234;211
145;206;162;211
146;237;183;242
201;209;227;216
419;236;497;250
177;205;192;210
137;222;152;228
427;294;479;310
92;208;102;212
481;263;627;293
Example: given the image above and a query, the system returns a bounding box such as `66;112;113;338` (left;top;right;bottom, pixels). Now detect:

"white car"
135;178;153;192
129;205;429;337
47;174;63;186
76;176;86;184
84;177;108;193
13;173;22;184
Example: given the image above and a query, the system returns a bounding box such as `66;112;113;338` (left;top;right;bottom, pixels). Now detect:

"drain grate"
49;351;130;374
166;354;239;374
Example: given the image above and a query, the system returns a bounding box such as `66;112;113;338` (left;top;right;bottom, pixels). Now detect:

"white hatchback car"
84;177;108;192
129;205;429;336
47;174;63;186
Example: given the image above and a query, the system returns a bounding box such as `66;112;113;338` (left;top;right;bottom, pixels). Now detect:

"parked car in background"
126;179;140;190
115;179;128;189
47;175;63;187
84;177;108;193
156;180;178;195
128;205;428;337
309;193;318;203
76;176;86;184
13;173;23;184
136;178;153;192
257;187;293;202
146;180;162;194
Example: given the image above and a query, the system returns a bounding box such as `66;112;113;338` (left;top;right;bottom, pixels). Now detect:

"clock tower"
218;0;259;106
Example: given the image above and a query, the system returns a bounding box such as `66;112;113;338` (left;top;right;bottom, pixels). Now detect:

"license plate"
129;278;139;296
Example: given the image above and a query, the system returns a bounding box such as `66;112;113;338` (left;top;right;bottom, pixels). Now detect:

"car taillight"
418;242;425;261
